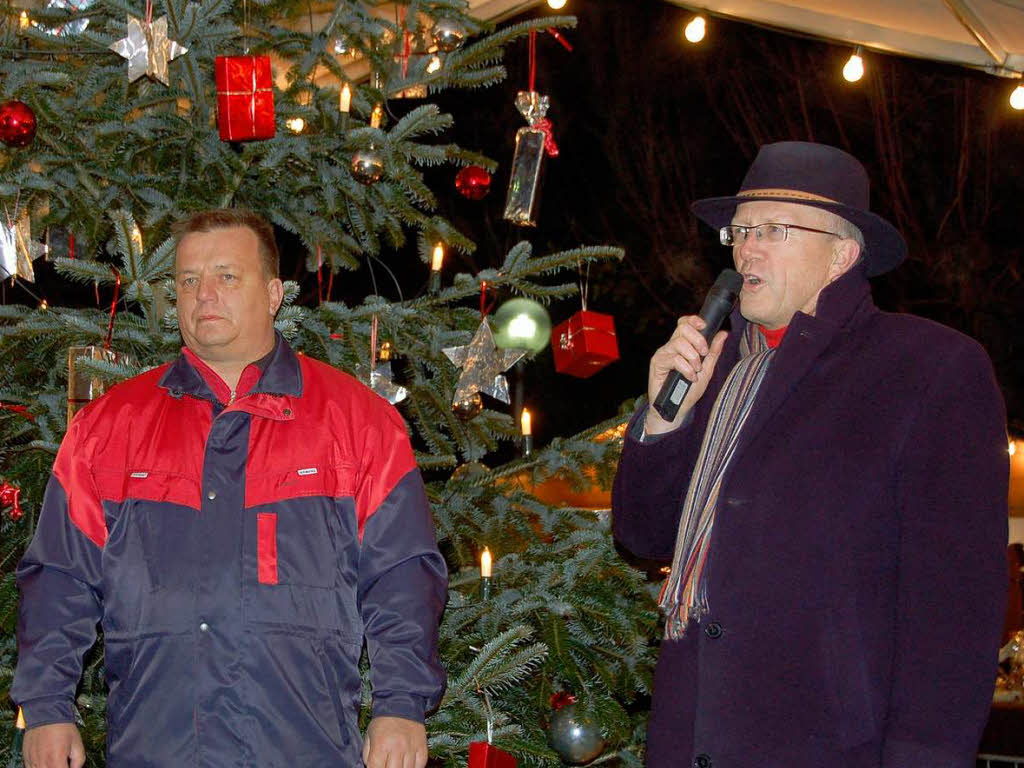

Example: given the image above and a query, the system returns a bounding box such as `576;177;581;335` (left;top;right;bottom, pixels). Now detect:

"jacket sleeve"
356;405;448;723
13;417;105;729
881;340;1008;767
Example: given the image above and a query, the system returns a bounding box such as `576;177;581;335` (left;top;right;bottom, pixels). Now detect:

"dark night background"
13;0;1024;448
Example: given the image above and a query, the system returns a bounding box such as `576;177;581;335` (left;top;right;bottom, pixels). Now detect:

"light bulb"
1011;85;1024;111
286;117;305;133
19;10;29;30
507;313;538;341
843;52;864;82
684;15;706;43
426;55;442;74
339;84;351;113
521;408;532;437
431;243;444;271
547;0;567;8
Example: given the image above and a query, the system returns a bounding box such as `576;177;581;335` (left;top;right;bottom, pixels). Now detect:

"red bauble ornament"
0;100;37;148
455;165;492;200
1;482;24;521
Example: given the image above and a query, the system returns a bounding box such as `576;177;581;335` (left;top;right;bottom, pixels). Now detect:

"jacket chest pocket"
245;463;361;633
91;466;201;631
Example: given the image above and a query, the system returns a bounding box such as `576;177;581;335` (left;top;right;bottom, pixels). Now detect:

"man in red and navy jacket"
13;209;448;768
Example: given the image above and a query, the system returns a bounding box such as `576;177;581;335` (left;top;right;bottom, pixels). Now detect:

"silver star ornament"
443;321;527;405
109;14;188;85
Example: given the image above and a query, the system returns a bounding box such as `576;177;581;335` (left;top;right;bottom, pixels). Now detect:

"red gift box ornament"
468;741;517;768
215;55;276;142
551;310;619;378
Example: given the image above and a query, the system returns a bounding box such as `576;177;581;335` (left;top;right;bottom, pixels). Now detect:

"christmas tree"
0;0;656;765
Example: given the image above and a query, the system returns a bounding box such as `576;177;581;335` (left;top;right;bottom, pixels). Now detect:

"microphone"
651;268;743;422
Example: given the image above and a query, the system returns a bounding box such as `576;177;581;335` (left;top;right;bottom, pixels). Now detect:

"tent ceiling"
468;0;1024;77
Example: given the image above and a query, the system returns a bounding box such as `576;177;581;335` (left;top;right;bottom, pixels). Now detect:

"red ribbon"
316;244;323;305
528;30;537;92
0;482;23;521
0;403;33;420
546;28;573;51
370;314;379;373
533;117;559;157
479;281;496;319
104;267;120;350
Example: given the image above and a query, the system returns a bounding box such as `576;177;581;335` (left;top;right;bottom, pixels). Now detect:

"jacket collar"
158;331;303;401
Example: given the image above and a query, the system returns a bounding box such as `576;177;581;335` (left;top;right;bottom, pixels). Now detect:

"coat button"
206;490;217;500
283;408;292;417
199;622;210;632
693;754;712;768
704;622;723;639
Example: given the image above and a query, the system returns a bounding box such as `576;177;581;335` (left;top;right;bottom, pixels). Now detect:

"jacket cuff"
628;403;694;445
19;696;76;729
372;692;426;723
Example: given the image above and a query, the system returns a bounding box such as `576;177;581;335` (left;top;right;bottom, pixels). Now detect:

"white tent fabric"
471;0;1024;77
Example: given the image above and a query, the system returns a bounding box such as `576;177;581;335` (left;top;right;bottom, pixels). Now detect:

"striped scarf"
658;323;776;639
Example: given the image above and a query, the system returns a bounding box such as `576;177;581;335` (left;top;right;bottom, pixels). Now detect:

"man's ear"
828;239;862;281
268;278;285;316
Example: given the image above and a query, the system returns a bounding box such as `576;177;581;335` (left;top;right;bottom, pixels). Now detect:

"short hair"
819;209;866;255
170;209;280;279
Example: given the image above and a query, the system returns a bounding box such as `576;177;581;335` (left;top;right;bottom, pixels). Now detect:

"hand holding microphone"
646;269;743;434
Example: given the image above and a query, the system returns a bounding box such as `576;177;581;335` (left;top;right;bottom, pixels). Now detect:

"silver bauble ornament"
351;148;384;185
431;18;465;52
452;392;483;421
547;703;605;765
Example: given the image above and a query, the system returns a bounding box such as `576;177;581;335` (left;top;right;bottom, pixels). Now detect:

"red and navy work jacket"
13;336;448;766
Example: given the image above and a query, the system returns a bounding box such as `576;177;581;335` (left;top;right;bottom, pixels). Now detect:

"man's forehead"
175;227;259;268
732;200;826;223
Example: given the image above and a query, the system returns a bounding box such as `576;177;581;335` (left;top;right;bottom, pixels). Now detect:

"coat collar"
158;331;303;401
719;263;876;478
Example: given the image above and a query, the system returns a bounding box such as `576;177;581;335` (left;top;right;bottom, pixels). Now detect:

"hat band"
737;188;841;204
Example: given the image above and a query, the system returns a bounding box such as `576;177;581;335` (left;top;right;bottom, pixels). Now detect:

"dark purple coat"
613;267;1009;768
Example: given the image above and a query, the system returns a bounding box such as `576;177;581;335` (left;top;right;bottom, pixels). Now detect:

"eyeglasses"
719;222;841;246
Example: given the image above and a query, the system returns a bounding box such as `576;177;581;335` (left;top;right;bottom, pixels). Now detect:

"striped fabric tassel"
658;324;775;639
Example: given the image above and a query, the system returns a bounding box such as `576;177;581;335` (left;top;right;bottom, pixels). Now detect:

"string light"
843;48;865;82
426;55;442;74
130;223;143;252
339;83;351;113
19;10;29;30
480;547;492;578
370;105;383;129
286;117;305;133
547;0;567;8
39;299;48;310
684;15;706;44
1010;85;1024;111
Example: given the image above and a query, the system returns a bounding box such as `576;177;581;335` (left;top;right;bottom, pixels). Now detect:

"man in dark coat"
613;141;1009;768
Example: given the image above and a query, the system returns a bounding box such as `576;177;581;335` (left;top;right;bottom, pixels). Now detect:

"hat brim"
691;195;906;277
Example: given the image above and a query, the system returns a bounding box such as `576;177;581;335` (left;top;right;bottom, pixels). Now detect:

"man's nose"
196;274;217;301
735;235;761;264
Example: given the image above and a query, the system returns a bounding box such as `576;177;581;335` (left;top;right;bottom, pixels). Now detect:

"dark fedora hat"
691;141;906;276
